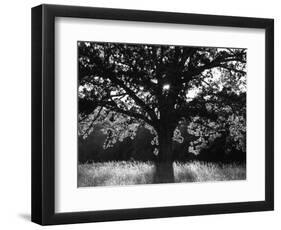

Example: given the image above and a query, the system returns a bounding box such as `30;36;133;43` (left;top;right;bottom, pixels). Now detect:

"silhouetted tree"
78;42;246;183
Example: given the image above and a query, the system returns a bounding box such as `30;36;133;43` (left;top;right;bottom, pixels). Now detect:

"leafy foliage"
78;41;246;158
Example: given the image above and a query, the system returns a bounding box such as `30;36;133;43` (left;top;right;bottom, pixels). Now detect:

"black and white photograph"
77;41;247;187
29;3;274;226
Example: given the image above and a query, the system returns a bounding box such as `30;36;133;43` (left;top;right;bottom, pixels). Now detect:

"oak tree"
78;42;246;183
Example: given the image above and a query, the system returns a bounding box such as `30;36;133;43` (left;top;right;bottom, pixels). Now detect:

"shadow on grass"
175;168;197;182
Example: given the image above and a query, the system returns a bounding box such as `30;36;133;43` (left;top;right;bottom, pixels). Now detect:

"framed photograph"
31;4;274;225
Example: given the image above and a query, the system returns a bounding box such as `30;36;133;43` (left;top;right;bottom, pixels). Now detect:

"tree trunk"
154;126;175;183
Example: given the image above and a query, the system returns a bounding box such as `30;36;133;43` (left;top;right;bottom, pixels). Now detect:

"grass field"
78;161;246;187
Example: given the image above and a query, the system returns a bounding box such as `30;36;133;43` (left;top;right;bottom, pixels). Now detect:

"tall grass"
78;161;155;187
78;161;246;187
174;161;246;183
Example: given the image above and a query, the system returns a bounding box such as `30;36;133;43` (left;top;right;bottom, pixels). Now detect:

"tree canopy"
78;41;246;160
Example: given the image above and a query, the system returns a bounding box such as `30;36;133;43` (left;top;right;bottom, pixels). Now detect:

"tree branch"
104;69;159;122
219;65;246;74
81;106;103;137
96;100;156;128
181;54;246;83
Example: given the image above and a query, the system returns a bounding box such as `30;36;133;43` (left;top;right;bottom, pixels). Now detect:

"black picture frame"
31;4;274;225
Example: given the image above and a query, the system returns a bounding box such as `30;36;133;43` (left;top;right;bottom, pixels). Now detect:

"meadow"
78;161;246;187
